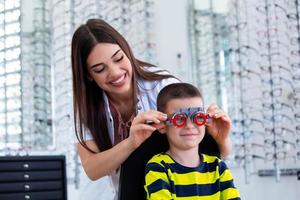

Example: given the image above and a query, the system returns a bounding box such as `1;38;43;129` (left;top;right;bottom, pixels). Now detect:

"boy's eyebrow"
90;49;121;69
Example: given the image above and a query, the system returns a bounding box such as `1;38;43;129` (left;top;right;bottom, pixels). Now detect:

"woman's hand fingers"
132;110;167;124
130;124;157;132
206;107;231;127
128;110;167;149
151;122;166;130
206;103;232;143
207;103;219;113
207;104;227;118
212;111;228;120
221;114;231;123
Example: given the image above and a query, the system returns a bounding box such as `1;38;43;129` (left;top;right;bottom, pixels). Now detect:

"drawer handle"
24;184;30;190
24;174;30;179
23;164;29;169
24;195;31;199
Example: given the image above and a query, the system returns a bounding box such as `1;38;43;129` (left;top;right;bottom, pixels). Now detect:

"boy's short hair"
157;83;203;112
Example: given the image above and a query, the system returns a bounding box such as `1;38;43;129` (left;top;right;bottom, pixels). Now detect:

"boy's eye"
176;117;185;123
173;114;187;127
193;112;206;126
194;115;204;123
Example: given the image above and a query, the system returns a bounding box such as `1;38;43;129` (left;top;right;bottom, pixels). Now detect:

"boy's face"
163;97;206;151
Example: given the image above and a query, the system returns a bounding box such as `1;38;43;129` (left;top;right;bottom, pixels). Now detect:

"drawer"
0;190;64;200
0;181;63;192
0;171;62;182
0;156;67;199
0;161;62;171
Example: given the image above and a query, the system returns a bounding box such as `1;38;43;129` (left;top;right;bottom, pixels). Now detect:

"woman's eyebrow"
111;49;121;58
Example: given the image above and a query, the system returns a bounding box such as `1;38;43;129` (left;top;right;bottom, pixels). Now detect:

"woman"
71;19;232;200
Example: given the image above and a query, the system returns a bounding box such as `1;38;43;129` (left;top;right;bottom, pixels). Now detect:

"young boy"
144;83;240;200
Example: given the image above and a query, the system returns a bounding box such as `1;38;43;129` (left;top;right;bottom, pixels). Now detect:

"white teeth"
111;74;125;84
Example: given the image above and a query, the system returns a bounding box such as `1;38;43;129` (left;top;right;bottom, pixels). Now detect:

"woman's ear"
87;74;93;82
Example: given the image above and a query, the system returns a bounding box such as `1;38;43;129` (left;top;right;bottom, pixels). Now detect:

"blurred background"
0;0;299;199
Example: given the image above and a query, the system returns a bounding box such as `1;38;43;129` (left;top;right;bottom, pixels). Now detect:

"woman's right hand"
127;110;167;150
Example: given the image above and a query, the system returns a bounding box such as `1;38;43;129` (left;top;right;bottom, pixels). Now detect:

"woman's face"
86;43;133;98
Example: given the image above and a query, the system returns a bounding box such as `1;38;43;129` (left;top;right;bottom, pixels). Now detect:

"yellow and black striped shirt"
145;153;240;200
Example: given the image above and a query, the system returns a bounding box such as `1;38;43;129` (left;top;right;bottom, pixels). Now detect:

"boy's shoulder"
202;154;230;173
147;152;175;166
201;153;222;164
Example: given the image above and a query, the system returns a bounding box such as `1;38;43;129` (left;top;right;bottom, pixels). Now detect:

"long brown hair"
71;19;175;153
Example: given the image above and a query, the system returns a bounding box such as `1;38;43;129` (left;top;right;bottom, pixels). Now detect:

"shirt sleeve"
73;127;94;144
144;66;180;92
144;162;173;200
152;76;180;108
218;160;241;200
83;127;93;141
156;76;180;91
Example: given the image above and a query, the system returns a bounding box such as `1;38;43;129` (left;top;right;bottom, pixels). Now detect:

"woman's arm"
77;138;135;180
78;110;167;181
217;138;232;159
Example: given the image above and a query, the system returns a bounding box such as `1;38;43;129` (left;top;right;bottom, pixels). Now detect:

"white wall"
153;0;192;82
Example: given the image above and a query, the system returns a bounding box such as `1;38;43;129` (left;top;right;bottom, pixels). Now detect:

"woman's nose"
107;63;121;76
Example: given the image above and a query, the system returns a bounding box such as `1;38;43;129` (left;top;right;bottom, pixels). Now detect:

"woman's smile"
109;73;127;87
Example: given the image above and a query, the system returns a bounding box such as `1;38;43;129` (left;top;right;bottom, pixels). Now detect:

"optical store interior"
0;0;300;199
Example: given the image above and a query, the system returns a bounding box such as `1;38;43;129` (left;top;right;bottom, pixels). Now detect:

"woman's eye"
115;55;124;62
94;68;104;73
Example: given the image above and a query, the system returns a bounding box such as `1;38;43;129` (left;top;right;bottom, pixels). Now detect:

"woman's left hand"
205;103;232;145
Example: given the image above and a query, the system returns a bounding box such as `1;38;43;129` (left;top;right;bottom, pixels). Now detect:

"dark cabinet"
0;156;67;200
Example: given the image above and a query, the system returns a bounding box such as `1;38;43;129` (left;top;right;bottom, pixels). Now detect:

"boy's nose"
184;118;195;128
